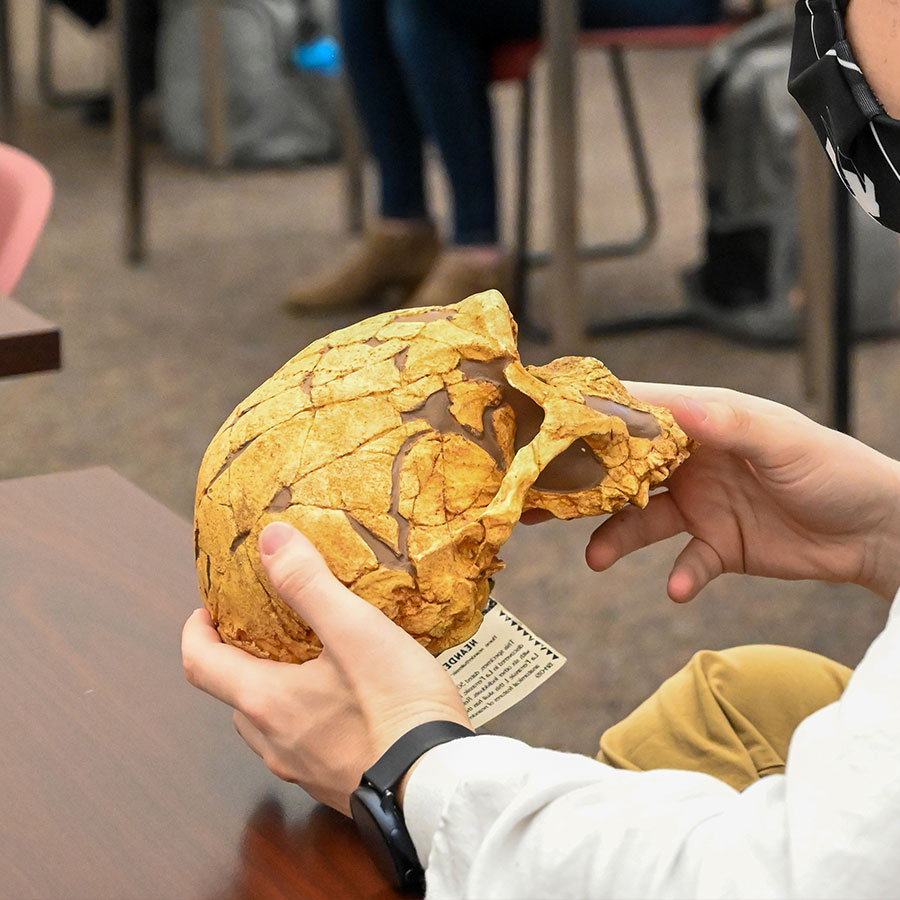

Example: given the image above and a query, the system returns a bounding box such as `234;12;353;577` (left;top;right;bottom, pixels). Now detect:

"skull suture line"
194;292;693;663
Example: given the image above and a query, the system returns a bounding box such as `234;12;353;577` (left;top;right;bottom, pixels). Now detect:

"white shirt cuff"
403;734;527;865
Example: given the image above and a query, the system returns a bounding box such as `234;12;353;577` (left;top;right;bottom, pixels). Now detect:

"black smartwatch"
350;720;476;895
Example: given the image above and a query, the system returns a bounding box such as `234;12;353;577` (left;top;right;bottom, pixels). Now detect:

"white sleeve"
404;596;900;900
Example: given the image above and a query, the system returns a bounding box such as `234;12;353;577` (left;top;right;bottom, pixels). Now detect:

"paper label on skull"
436;597;566;727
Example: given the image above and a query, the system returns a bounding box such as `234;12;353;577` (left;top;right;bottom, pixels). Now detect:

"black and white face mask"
789;0;900;233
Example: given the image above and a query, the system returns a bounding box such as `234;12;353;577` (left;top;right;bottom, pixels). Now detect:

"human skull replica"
195;291;692;663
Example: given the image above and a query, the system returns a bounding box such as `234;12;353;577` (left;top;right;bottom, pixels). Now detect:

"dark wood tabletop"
0;295;61;377
0;467;402;900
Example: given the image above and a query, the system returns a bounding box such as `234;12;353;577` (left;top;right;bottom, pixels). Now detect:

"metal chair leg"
506;76;546;339
541;0;582;351
111;0;145;264
0;0;14;142
509;74;550;342
832;180;853;433
38;1;107;107
584;46;692;337
509;74;532;319
339;76;366;236
597;44;659;257
526;43;660;270
199;0;229;168
796;117;852;432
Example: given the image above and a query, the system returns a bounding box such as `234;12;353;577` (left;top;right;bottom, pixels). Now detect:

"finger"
258;522;388;646
671;393;813;470
667;536;725;603
586;493;685;571
181;608;275;708
625;382;808;465
623;381;765;410
622;380;707;409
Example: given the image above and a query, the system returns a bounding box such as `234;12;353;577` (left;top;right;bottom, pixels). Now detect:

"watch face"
350;788;425;895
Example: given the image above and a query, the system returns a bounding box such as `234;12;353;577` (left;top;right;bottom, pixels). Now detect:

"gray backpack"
158;0;340;166
687;8;900;342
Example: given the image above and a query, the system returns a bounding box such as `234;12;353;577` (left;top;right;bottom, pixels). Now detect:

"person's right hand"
583;385;900;602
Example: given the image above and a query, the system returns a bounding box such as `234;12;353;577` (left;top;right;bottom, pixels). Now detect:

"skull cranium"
194;291;693;662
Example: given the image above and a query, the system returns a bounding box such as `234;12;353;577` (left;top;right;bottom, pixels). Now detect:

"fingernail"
679;396;708;424
259;521;295;557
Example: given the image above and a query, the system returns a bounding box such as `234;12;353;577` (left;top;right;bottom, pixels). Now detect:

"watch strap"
361;720;475;794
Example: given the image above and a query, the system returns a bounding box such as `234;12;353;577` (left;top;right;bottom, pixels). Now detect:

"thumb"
669;392;799;465
258;522;384;644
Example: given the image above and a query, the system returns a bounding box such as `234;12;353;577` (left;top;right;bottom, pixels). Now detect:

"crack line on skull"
232;342;332;420
202;431;254;497
204;395;323;499
230;531;250;554
307;339;416;391
290;417;405;486
288;370;498;487
344;426;431;570
400;382;506;470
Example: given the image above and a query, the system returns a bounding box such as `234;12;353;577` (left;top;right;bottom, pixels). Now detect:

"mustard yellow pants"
597;645;852;791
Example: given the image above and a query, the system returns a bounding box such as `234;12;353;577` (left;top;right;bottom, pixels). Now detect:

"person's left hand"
181;521;470;816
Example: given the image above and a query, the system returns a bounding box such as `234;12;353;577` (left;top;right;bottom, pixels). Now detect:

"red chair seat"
490;21;745;82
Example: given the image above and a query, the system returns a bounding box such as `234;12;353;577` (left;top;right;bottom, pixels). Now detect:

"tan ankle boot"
404;249;513;310
286;223;441;310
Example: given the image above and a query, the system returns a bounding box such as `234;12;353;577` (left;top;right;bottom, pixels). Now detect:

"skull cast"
194;291;693;663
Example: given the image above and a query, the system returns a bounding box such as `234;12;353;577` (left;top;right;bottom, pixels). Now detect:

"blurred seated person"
288;0;721;311
55;0;159;123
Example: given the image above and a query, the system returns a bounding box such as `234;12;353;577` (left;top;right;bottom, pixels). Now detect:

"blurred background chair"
338;5;766;330
489;8;765;323
0;140;59;378
111;0;332;263
0;141;53;294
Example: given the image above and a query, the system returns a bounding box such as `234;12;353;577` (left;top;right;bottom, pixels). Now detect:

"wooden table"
0;467;401;900
0;295;61;377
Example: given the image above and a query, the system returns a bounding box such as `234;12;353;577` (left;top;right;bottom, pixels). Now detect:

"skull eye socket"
506;388;545;452
583;396;660;440
532;439;608;493
502;387;608;494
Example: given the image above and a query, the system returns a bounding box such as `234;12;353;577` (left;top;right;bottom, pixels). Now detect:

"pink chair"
0;143;53;295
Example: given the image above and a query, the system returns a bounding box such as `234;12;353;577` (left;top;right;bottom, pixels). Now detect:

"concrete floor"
3;46;895;756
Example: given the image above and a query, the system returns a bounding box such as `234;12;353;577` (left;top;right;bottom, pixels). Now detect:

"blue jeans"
339;0;720;245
